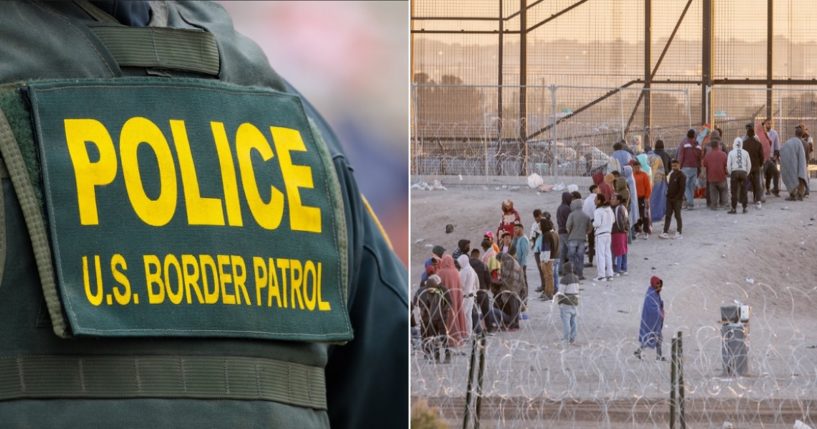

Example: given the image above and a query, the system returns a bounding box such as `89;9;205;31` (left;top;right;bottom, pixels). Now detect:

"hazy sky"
412;0;817;44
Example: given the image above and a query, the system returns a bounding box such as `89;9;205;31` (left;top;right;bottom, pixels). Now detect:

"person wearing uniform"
0;2;407;428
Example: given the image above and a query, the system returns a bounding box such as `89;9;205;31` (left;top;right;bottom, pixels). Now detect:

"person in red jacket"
631;161;653;239
677;129;702;209
701;137;729;209
497;200;521;239
593;171;613;203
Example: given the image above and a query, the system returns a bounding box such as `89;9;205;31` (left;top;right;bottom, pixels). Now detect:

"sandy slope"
411;176;817;404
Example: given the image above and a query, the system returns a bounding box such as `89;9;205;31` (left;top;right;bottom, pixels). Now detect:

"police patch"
26;78;352;341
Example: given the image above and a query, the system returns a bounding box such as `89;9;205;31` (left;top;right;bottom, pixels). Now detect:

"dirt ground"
410;175;817;426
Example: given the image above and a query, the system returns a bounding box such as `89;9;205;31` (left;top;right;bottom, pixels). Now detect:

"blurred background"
221;2;409;264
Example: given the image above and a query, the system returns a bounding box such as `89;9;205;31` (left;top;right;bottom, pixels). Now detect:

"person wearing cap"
702;137;729;210
634;276;666;361
677;129;702;209
659;159;686;239
483;231;501;255
742;124;766;208
727;137;752;214
421;245;446;283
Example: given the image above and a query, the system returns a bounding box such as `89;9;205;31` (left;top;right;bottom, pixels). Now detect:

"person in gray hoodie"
727;137;752;214
565;199;592;280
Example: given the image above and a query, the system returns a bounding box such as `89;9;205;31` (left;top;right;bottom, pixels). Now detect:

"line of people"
411;121;811;362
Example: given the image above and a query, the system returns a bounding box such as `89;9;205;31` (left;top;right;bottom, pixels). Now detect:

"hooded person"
634;276;666;360
610;193;629;275
612;171;630;206
649;145;668;222
457;254;478;339
421;245;445;282
497;253;526;330
592;193;615;281
652;139;672;178
556;261;580;344
611;141;634;171
497;200;521;239
636;153;652;184
437;255;467;347
780;129;808;201
727;137;752;213
565;199;591;280
593;170;614;202
556;192;573;269
413;274;452;363
622;165;640;235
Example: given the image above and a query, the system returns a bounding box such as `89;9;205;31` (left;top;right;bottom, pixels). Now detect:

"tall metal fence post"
685;88;692;130
474;330;487;429
412;85;419;176
462;333;479;429
678;331;686;429
670;335;678;428
549;84;558;177
619;88;626;141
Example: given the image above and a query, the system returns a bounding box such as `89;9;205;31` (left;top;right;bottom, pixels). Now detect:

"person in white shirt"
456;254;478;339
591;193;615;281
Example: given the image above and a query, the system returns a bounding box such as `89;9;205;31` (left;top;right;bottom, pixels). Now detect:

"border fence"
411;0;817;177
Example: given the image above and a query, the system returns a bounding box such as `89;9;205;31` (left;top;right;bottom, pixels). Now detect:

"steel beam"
520;0;528;174
497;0;504;144
410;30;517;34
643;0;652;144
702;0;713;125
528;80;643;140
411;16;500;21
527;0;588;33
624;0;694;136
767;0;773;120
